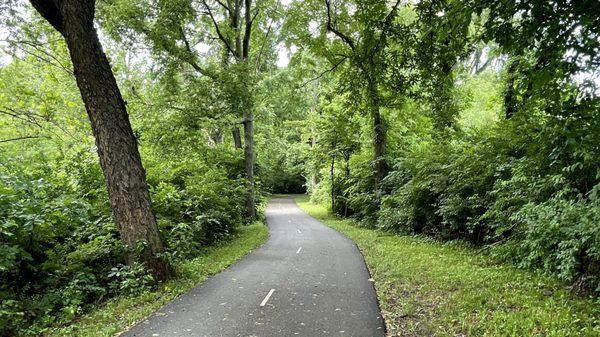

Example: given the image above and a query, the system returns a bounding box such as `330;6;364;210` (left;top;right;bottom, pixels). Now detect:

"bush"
501;195;600;292
108;263;154;296
377;118;600;293
0;144;251;336
0;152;123;336
149;160;246;260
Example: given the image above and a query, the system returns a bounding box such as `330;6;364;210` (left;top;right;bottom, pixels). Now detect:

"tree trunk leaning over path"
29;0;172;281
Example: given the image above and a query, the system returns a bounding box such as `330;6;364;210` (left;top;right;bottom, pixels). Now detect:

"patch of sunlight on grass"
295;196;600;337
45;223;269;337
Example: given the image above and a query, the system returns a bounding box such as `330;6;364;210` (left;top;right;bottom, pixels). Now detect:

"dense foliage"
0;0;598;336
0;57;249;334
292;0;600;295
0;2;283;333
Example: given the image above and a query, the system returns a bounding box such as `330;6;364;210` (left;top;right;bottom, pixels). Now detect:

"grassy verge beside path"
295;196;600;337
45;223;268;337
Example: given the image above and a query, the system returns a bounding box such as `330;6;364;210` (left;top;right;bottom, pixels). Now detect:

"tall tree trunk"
432;38;457;131
237;0;257;219
232;126;243;149
225;3;244;152
241;0;256;219
208;0;256;219
243;108;255;219
368;77;387;195
30;0;171;281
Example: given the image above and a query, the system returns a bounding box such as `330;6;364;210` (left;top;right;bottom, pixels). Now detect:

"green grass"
45;223;268;337
295;196;600;337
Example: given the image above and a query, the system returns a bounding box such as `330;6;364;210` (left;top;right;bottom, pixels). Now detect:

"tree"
28;0;171;281
410;0;473;131
99;0;279;219
201;0;259;218
284;0;403;201
322;0;402;197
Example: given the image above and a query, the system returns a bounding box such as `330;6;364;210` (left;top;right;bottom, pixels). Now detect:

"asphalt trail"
122;197;385;337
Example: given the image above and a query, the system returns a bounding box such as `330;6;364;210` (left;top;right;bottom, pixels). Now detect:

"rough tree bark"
29;0;171;281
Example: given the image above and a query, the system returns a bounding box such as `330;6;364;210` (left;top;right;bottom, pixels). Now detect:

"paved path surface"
122;197;385;337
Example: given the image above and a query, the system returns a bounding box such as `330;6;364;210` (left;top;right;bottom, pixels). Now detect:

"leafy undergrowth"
44;223;268;337
295;196;600;337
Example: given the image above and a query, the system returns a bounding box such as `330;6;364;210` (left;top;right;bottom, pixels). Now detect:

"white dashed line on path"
296;247;302;254
260;289;275;307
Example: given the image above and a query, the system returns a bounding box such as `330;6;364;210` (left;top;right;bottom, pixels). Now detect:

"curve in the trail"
122;197;385;337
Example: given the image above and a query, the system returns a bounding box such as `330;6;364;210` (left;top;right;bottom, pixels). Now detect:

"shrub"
108;263;154;296
376;118;600;293
0;153;122;336
0;144;251;336
499;194;600;292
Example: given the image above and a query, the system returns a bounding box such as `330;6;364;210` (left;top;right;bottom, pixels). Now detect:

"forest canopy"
0;0;599;336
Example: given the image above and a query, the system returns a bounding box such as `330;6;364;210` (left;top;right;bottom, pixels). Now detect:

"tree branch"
214;0;232;16
0;135;41;143
178;25;215;77
255;0;282;69
325;0;355;51
202;0;237;57
474;55;492;74
4;38;73;75
0;107;46;128
296;56;347;88
242;0;254;60
29;0;63;33
376;0;401;53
